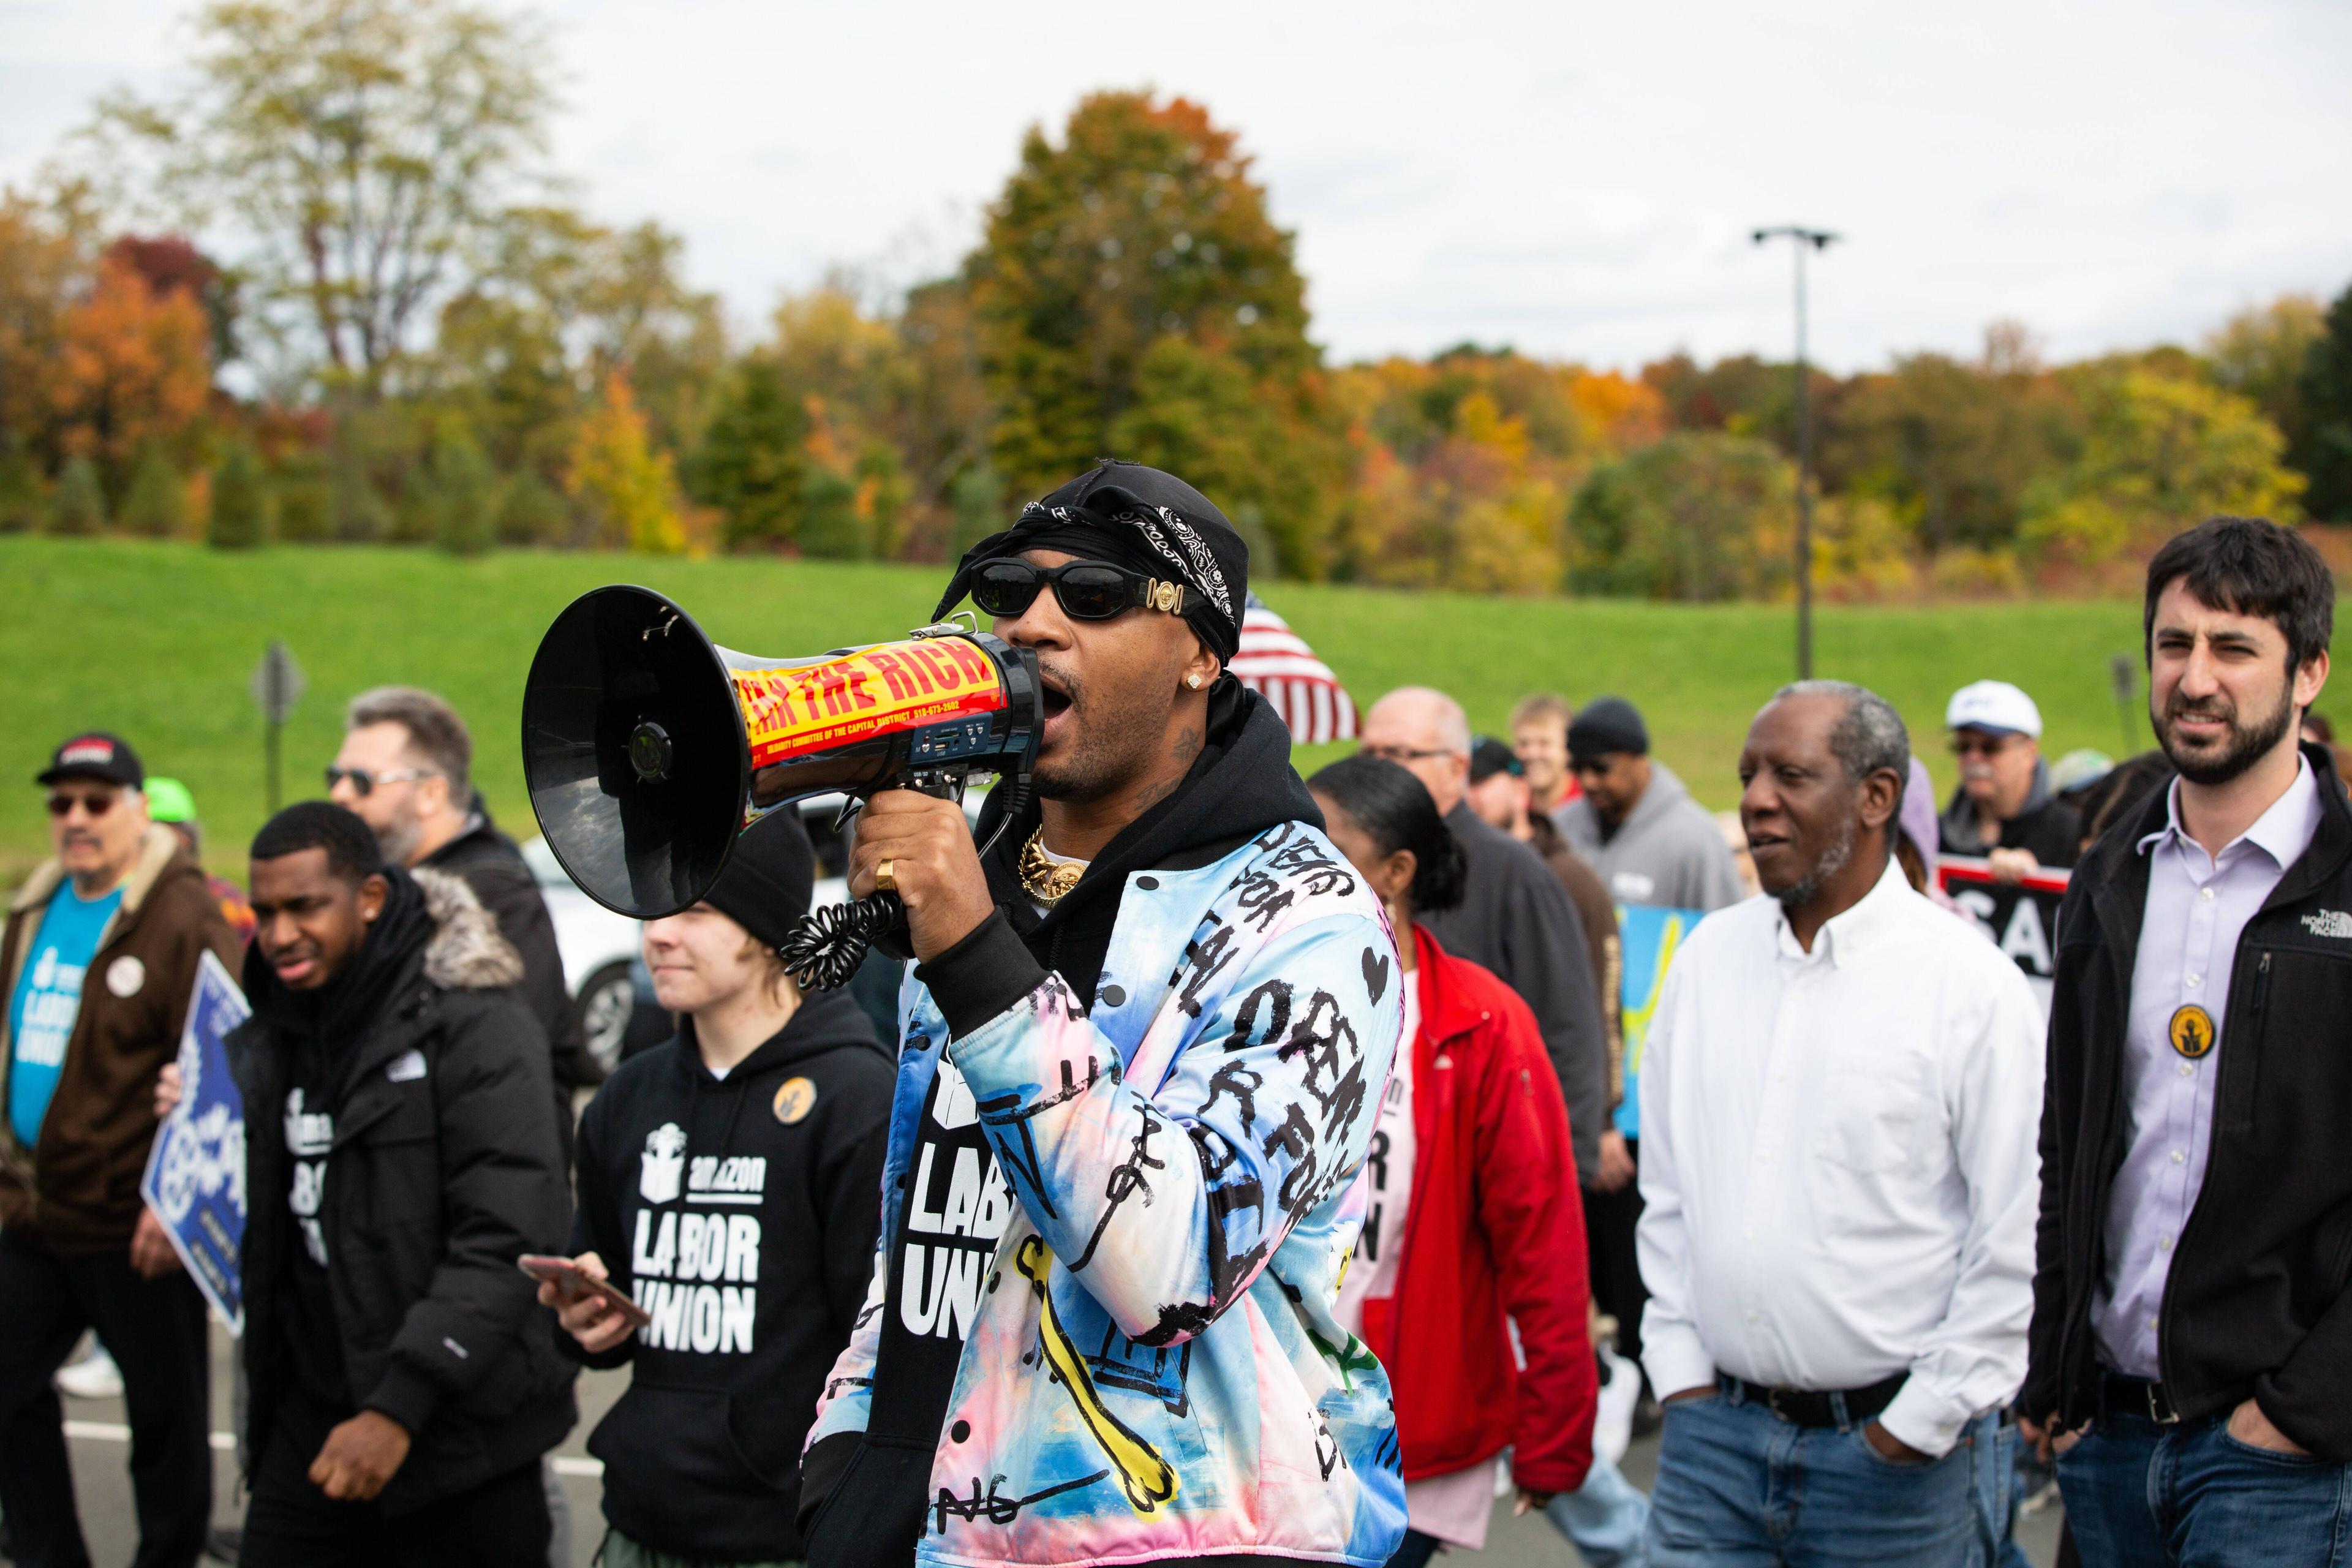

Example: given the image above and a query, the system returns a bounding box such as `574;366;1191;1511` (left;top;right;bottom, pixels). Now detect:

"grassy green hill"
1;538;2228;883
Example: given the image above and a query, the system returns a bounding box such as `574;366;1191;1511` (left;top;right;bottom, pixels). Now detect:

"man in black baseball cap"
3;733;236;1567
36;731;145;790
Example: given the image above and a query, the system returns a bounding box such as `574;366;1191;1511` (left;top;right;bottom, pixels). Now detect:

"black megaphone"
519;585;1039;981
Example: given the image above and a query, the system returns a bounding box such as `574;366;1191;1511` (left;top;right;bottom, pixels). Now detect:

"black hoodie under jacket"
800;677;1322;1558
232;866;577;1515
565;984;894;1562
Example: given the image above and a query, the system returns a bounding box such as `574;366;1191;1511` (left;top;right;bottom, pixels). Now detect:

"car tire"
576;960;637;1083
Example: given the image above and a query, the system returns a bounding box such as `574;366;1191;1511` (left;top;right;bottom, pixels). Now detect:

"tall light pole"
1751;225;1838;679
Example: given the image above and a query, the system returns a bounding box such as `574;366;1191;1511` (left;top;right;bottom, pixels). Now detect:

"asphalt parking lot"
32;1318;2065;1567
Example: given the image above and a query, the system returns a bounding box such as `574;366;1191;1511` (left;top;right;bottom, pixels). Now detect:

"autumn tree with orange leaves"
43;251;213;481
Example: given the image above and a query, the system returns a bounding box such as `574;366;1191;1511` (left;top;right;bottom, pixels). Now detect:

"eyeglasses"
1948;734;2019;758
46;791;118;818
969;559;1185;622
1360;744;1457;764
325;765;435;796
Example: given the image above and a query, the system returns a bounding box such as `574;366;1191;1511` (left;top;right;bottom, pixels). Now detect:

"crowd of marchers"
0;480;2343;1568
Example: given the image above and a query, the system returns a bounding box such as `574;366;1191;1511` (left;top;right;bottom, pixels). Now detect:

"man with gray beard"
1635;682;2043;1566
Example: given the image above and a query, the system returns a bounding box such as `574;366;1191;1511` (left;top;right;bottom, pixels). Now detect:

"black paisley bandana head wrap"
933;459;1249;667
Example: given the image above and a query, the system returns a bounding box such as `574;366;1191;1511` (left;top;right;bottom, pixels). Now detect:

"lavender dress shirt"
2094;758;2323;1378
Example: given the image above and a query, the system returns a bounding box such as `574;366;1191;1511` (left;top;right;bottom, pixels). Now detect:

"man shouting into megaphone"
800;461;1407;1568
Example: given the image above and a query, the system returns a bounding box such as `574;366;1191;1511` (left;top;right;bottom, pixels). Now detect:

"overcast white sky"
6;0;2350;373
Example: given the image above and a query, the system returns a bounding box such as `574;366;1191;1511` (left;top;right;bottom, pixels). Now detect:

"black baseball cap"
1468;737;1521;785
37;732;145;790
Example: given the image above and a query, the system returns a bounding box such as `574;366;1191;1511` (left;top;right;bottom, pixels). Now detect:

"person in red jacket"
1309;755;1598;1568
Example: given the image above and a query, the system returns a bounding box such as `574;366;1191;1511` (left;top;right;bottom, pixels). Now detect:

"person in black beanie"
541;809;895;1568
1558;697;1746;912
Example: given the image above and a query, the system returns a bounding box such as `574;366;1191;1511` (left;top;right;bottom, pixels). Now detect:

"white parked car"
521;834;653;1080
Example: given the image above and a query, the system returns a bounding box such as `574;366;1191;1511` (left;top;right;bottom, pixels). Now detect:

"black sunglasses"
969;559;1186;622
324;765;435;797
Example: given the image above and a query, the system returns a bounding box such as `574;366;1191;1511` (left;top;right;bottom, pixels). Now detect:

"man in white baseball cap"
1939;680;2083;883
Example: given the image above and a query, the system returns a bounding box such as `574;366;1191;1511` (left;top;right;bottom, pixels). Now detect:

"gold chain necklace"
1019;826;1087;907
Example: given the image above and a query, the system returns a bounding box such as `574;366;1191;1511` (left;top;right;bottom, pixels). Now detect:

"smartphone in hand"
518;1254;654;1329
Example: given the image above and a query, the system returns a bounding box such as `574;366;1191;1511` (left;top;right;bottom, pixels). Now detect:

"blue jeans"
1643;1390;2006;1567
2056;1409;2352;1567
1547;1447;1653;1568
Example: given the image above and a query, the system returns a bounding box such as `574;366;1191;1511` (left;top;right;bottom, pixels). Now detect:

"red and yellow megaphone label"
733;638;1006;769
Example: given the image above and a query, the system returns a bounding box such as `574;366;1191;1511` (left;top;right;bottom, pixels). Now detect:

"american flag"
1229;593;1358;745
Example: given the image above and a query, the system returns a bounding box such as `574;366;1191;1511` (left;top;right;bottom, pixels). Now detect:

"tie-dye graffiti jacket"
807;816;1408;1567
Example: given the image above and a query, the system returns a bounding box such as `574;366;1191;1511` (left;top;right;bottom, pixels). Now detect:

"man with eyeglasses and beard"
1938;680;2082;886
0;733;238;1568
329;687;582;1126
798;460;1404;1568
2022;518;2352;1567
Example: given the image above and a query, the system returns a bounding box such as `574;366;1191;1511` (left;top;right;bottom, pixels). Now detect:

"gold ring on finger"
875;858;896;894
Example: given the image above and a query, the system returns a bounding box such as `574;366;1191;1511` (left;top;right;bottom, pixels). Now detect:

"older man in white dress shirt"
1636;680;2044;1567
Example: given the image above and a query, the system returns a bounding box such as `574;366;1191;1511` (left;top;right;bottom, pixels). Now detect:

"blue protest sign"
1613;903;1708;1142
141;949;249;1333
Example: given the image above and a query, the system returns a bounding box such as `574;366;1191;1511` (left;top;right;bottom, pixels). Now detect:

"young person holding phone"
542;813;894;1568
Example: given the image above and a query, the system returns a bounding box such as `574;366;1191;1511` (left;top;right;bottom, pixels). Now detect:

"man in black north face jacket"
2024;517;2352;1568
227;803;575;1566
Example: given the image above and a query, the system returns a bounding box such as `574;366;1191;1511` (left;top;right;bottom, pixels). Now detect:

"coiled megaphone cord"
778;771;1035;991
778;892;905;992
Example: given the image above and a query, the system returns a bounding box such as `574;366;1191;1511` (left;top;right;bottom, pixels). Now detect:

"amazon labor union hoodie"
560;985;895;1562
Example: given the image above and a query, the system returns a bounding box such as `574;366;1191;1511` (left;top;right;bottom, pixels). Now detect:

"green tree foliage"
85;0;556;393
797;464;869;559
494;469;570;546
1821;336;2084;554
428;207;724;470
968;90;1340;574
50;454;106;535
431;430;496;554
2298;281;2352;523
273;450;333;542
855;442;911;560
2206;294;2324;459
119;443;187;537
686;359;807;550
207;443;266;548
0;445;44;533
1567;434;1796;601
2025;366;2305;565
948;465;1006;559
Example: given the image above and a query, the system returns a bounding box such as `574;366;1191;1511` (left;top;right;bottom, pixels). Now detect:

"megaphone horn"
521;586;1040;960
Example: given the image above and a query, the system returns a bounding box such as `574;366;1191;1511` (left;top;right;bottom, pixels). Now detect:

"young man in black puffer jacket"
210;802;576;1566
544;811;894;1567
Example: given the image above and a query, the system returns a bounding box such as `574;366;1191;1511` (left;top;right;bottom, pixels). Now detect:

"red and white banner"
1229;594;1357;745
1937;855;2071;1016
